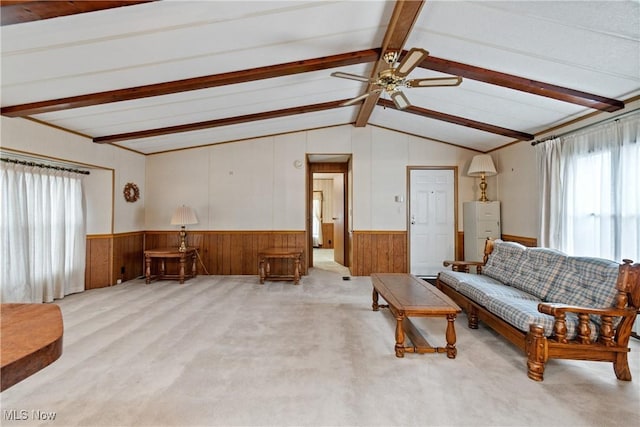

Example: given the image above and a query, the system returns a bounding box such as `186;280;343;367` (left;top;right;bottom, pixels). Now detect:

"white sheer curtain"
1;163;86;303
312;192;323;247
536;113;640;261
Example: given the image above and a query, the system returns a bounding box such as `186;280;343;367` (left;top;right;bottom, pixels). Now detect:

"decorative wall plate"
123;182;140;202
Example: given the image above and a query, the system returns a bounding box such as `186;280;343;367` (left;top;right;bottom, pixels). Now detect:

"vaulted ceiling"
2;0;639;154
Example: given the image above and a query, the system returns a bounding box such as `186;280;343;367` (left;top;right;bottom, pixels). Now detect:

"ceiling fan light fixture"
330;71;372;83
406;76;463;88
382;51;399;65
330;46;461;110
395;48;429;77
340;89;382;107
391;91;411;109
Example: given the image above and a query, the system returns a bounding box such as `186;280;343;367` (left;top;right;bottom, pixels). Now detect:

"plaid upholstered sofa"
436;239;640;382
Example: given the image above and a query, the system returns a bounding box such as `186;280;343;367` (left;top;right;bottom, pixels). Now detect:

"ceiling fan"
331;48;462;109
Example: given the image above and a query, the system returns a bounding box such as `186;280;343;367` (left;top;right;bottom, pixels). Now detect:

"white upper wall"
145;124;478;232
3;117;514;236
493;141;539;238
1;116;145;234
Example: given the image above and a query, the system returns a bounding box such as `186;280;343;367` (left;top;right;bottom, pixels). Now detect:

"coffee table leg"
372;288;380;311
395;314;406;358
446;313;457;359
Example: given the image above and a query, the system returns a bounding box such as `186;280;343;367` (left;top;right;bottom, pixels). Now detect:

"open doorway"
307;155;350;275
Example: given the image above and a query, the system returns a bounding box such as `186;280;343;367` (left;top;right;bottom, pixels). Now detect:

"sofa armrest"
442;260;484;274
537;302;637;346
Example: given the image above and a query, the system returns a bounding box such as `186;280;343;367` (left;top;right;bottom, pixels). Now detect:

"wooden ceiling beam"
93;100;351;144
0;1;155;26
377;99;534;141
1;49;380;117
354;0;425;127
419;55;624;112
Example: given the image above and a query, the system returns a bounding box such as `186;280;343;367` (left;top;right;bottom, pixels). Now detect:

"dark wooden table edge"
1;304;64;392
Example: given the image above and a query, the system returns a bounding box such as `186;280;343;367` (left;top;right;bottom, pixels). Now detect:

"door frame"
406;166;459;273
307;158;350;269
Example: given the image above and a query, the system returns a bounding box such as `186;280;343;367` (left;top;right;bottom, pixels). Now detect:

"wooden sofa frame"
437;239;640;381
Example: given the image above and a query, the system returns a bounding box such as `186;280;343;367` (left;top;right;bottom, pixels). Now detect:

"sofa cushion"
455;275;539;307
482;240;527;285
485;296;598;341
510;248;567;300
437;270;469;291
546;256;620;309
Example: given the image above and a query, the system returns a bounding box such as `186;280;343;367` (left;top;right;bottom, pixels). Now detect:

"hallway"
312;248;350;276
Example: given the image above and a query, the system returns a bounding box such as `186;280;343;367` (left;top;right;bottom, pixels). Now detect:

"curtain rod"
0;157;90;175
531;108;640;146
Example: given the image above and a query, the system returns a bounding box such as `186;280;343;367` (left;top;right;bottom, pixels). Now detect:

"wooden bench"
258;248;303;285
1;304;63;391
371;273;462;358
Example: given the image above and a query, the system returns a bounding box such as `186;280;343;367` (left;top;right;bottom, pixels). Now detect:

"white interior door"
409;168;455;277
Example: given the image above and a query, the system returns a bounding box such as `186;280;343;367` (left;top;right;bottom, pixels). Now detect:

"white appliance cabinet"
463;201;501;262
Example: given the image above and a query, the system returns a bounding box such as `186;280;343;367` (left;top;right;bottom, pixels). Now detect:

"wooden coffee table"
371;273;462;358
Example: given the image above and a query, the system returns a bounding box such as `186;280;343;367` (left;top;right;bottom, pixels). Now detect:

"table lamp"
467;154;497;202
170;205;198;252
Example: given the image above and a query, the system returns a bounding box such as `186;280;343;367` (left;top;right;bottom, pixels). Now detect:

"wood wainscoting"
144;230;306;277
84;230;536;285
85;232;145;289
351;231;407;276
113;232;145;282
85;235;111;289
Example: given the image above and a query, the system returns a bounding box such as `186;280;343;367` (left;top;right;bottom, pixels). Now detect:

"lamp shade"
467;154;497;177
170;205;198;225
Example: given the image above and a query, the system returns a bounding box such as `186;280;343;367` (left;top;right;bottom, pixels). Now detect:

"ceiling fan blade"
330;71;372;83
391;91;411;110
341;89;383;106
406;76;463;88
395;48;429;78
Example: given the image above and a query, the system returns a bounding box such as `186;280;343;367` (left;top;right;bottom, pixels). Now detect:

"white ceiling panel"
33;63;372;136
410;2;639;92
119;107;358;154
1;0;638;155
404;80;584;130
369;106;512;152
1;1;391;103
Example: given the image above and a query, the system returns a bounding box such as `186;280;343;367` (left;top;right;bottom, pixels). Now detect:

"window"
1;162;86;303
537;113;639;261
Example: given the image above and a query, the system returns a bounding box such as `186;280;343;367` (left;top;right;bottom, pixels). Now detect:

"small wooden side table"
258;248;303;285
144;247;197;284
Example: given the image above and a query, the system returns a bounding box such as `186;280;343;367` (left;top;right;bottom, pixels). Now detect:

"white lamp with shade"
171;205;198;252
467;154;497;202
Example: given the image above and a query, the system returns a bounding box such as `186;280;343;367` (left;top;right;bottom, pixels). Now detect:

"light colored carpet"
312;248;351;276
1;269;639;427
